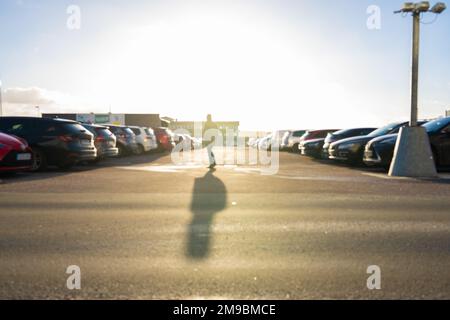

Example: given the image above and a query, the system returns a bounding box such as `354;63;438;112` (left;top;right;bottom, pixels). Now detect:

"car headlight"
340;142;361;151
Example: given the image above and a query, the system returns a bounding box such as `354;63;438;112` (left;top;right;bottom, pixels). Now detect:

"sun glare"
84;10;355;130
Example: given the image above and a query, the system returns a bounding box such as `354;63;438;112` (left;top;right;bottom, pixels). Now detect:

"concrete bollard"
389;126;438;178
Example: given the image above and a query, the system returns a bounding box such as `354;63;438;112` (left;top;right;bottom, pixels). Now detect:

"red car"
153;127;176;152
0;133;34;172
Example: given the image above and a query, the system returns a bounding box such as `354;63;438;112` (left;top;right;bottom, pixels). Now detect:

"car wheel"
293;144;300;154
136;144;145;155
155;142;163;153
31;148;47;172
118;145;127;157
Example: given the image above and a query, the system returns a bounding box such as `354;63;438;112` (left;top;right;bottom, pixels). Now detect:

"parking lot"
1;148;450;299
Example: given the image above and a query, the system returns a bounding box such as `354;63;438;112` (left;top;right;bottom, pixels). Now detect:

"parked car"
270;130;290;150
364;118;450;169
285;130;307;152
0;132;33;173
247;137;259;148
83;124;119;161
0;117;96;171
296;130;339;153
107;125;138;156
129;126;158;154
183;134;196;150
145;127;159;151
329;121;412;164
300;138;328;158
153;127;176;152
249;137;265;148
258;135;273;151
173;133;194;150
280;131;292;151
321;128;377;159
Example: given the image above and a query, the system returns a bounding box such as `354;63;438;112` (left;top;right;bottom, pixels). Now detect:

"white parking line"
362;172;450;181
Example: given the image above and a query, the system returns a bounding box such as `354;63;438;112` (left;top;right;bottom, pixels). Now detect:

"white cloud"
3;87;54;105
1;87;98;116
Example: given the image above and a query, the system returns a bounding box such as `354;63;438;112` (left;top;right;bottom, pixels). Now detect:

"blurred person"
203;114;218;169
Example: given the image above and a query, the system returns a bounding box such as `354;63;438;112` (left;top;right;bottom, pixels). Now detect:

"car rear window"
315;131;330;138
0;119;35;136
109;127;120;133
131;128;141;135
83;126;95;134
97;128;114;138
368;122;404;138
60;123;88;134
124;128;135;136
293;131;305;137
5;123;33;136
145;128;154;136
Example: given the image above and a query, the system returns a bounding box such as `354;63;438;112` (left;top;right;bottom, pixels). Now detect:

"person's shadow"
187;169;227;260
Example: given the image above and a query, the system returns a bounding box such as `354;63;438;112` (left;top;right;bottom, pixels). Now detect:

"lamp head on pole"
395;1;446;13
402;2;416;12
431;2;447;13
415;1;431;12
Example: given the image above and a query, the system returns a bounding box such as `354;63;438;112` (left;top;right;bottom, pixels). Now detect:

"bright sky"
0;0;449;131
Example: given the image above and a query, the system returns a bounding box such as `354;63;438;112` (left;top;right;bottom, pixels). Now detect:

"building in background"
169;120;240;138
123;114;161;128
42;113;162;128
42;113;240;137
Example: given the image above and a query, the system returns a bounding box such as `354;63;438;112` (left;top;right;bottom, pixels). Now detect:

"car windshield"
329;129;354;137
423;118;450;133
315;131;333;139
61;123;88;134
98;128;113;138
296;131;306;137
124;128;135;136
83;126;96;135
299;132;309;140
367;122;402;138
131;128;141;135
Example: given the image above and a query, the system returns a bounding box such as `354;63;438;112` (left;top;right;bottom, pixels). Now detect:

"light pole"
394;2;447;126
389;2;446;178
410;9;421;127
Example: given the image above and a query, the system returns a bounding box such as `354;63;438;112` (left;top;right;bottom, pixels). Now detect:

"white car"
272;130;290;147
280;131;292;151
174;133;197;150
258;135;273;151
129;126;158;154
191;137;203;149
247;137;258;148
285;130;308;153
266;130;290;151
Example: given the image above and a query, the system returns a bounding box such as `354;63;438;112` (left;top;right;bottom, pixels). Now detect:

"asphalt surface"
1;148;450;300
